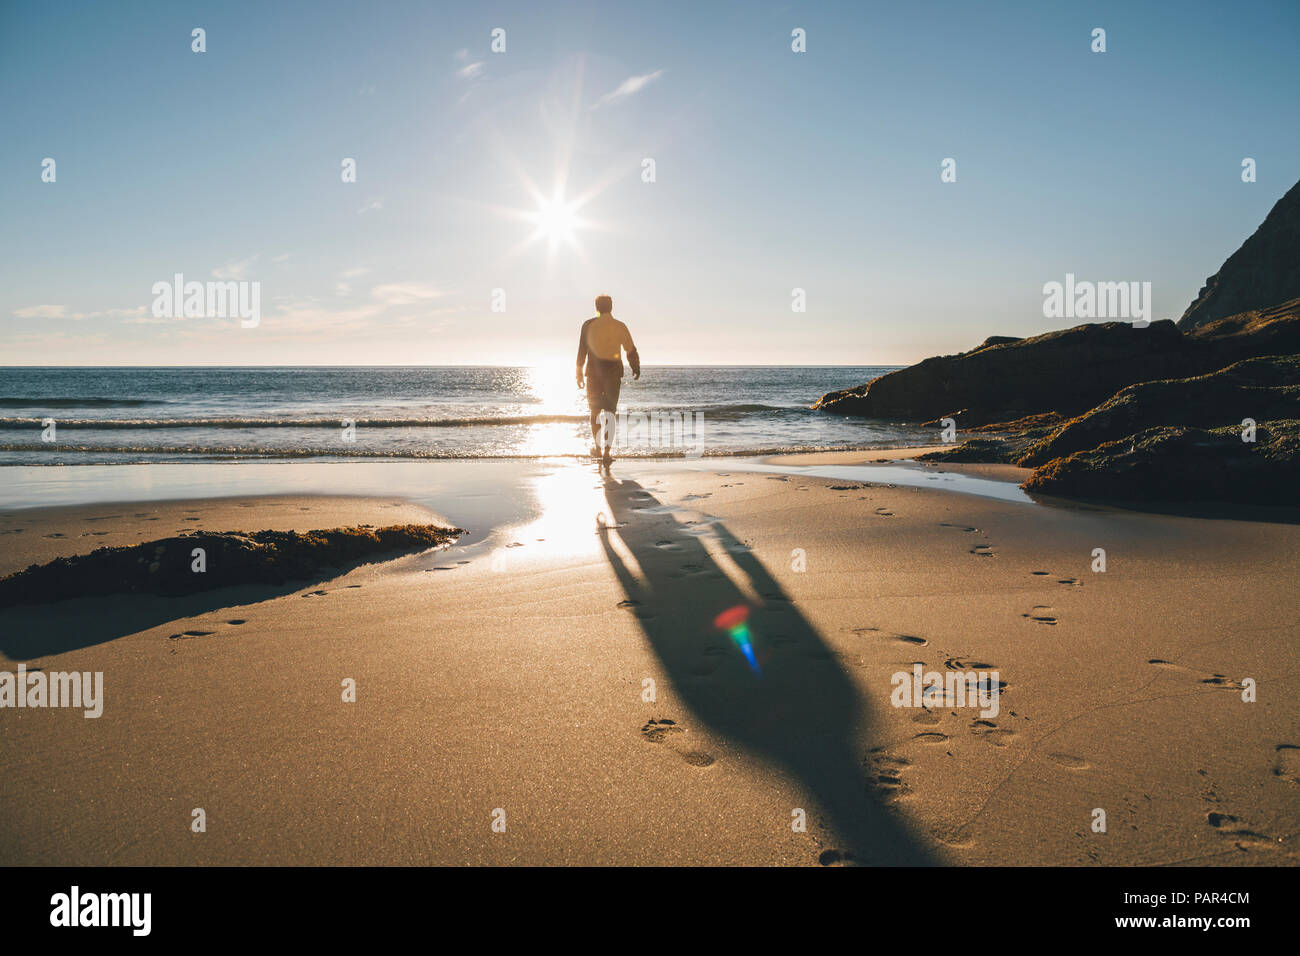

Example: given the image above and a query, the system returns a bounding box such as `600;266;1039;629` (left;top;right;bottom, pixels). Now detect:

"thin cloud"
212;256;257;280
11;304;146;321
336;266;369;295
13;304;69;318
370;282;443;306
591;69;663;110
454;48;484;81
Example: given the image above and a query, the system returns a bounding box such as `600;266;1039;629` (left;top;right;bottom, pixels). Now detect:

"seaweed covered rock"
1022;421;1300;502
0;523;463;607
1017;355;1300;467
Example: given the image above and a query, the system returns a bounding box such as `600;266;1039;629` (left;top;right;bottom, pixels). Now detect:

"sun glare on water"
527;364;580;412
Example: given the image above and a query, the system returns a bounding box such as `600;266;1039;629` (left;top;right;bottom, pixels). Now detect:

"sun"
527;193;583;250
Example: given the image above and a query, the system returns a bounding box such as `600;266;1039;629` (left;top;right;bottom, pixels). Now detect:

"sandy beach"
3;455;1297;866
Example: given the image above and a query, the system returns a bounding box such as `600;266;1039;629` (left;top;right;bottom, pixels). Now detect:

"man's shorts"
585;357;623;413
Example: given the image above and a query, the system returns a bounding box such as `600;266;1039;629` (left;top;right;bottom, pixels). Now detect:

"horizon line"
0;363;906;370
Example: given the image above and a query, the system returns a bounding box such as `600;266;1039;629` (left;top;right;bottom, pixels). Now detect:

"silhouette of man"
575;294;640;459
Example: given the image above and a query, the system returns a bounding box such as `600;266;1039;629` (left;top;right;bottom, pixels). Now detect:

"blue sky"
2;0;1298;366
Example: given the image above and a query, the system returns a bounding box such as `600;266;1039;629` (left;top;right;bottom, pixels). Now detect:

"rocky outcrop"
1186;296;1300;355
1022;421;1300;502
1016;354;1300;468
0;524;463;607
824;179;1300;505
814;320;1191;426
816;298;1300;429
1179;179;1300;331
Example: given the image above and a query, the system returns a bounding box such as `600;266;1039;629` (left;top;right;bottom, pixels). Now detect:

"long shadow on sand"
598;473;936;865
0;580;321;660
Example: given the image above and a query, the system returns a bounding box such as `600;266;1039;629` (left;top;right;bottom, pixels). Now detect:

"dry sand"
1;462;1298;865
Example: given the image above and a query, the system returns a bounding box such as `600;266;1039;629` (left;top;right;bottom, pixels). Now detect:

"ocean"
0;366;929;465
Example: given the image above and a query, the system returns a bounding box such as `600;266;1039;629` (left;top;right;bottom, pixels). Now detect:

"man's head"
594;294;613;315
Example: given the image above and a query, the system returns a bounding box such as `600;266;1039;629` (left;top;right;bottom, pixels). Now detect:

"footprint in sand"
1023;605;1057;625
864;751;911;800
1045;752;1091;770
818;848;861;866
168;629;217;640
687;655;721;677
44;533;65;538
852;626;928;647
171;616;253;639
640;718;683;742
969;544;994;557
1147;659;1245;689
618;598;657;619
971;719;1016;746
1032;571;1082;588
1206;811;1280;851
939;522;979;533
913;731;950;745
640;718;715;768
301;590;328;598
874;507;894;517
1199;673;1246;689
1273;745;1300;785
653;539;678;550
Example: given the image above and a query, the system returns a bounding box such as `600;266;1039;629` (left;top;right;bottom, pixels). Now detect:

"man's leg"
595;407;615;457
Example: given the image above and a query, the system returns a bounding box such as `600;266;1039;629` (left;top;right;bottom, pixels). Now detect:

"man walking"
575;294;640;460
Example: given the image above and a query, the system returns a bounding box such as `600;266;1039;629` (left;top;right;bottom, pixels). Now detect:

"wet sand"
1;458;1297;865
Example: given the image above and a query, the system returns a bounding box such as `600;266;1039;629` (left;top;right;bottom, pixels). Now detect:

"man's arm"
622;323;640;380
575;319;591;386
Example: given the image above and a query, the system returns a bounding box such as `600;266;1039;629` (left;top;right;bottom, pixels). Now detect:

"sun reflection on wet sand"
487;465;647;582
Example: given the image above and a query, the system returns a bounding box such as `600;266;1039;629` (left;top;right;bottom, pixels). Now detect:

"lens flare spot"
714;604;760;674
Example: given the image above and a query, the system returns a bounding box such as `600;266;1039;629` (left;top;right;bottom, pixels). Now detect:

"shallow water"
0;366;932;463
0;457;1033;551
